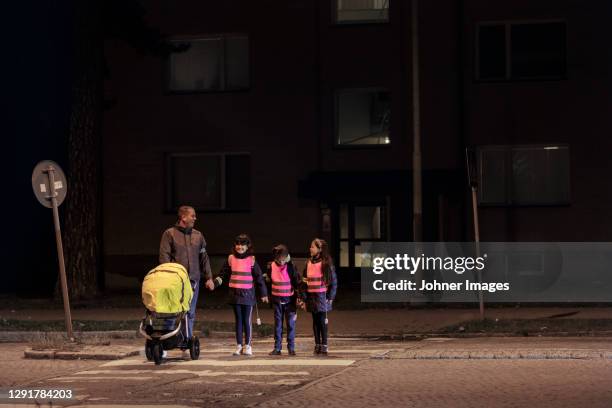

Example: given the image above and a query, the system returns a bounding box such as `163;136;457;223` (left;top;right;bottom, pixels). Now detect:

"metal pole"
46;166;74;340
471;186;484;320
412;0;423;242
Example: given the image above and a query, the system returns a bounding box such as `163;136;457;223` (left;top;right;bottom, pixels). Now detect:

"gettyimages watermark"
360;242;612;302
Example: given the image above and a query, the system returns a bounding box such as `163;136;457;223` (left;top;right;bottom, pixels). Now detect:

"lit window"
335;0;389;24
336;88;391;146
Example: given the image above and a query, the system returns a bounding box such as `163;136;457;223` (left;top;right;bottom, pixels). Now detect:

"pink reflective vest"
271;262;294;297
228;255;254;289
306;261;327;293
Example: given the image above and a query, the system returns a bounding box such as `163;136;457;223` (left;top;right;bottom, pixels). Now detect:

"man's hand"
205;279;215;291
261;296;269;303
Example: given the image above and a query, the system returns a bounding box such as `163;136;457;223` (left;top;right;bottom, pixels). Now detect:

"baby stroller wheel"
190;336;200;360
152;343;163;365
145;340;154;361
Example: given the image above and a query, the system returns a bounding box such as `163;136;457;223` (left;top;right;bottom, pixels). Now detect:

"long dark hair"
312;238;333;285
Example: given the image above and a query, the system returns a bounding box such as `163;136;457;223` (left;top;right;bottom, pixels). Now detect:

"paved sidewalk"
2;306;611;337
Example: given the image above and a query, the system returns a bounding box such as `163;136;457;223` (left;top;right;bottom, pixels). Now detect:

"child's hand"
205;279;215;291
261;296;269;303
327;299;333;306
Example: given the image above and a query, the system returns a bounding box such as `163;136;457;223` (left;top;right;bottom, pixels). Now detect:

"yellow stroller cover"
142;263;193;314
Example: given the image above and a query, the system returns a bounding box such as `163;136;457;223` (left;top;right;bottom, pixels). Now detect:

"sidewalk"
1;305;611;337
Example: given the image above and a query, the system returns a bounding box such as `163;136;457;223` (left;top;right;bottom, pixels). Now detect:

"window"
476;21;566;81
166;153;250;211
477;145;570;205
335;88;391;146
167;35;249;92
334;0;389;24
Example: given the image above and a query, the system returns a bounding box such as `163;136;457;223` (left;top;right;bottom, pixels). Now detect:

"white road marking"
75;369;310;377
51;376;154;381
269;379;303;386
102;358;354;367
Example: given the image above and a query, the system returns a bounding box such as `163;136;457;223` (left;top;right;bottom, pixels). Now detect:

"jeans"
233;304;253;346
273;302;296;350
311;311;328;345
186;280;199;338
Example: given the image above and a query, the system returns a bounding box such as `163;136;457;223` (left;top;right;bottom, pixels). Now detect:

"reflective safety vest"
229;255;254;289
306;261;327;293
271;262;293;297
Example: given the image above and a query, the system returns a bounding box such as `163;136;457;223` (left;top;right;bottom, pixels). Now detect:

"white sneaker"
162;350;167;358
243;345;253;356
233;344;243;356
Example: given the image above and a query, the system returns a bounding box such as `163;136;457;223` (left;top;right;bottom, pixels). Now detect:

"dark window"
167;35;249;92
476;21;566;81
478;145;570;205
477;25;506;80
511;23;566;79
336;88;391;146
166;153;250;212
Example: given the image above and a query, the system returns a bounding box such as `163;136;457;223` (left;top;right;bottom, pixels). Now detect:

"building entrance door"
336;202;387;285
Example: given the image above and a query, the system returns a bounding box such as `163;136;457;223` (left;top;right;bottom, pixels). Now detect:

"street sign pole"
32;160;73;341
45;165;74;340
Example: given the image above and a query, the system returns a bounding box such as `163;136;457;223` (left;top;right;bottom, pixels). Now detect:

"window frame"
165;151;251;213
332;0;390;26
333;87;392;149
475;19;567;82
165;34;250;94
476;144;571;207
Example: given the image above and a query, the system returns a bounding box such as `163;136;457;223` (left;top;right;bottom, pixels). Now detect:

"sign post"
31;160;73;340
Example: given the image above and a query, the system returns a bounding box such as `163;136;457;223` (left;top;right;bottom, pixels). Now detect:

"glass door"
337;203;387;284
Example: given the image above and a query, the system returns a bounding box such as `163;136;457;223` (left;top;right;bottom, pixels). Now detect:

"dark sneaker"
288;349;296;356
269;349;281;356
314;345;321;355
320;345;328;355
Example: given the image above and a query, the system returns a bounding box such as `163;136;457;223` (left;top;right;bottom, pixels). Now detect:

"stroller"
139;263;200;365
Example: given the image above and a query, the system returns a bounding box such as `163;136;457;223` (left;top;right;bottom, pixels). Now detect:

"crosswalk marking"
102;358;355;367
52;376;154;382
75;369;310;377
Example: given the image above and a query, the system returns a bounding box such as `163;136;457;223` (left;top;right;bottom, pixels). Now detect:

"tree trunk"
62;0;104;300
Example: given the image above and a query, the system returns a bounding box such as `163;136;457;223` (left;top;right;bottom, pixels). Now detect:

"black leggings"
311;312;328;345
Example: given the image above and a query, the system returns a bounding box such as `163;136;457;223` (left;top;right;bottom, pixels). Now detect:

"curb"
0;330;140;343
24;347;140;360
3;330;612;343
386;350;612;360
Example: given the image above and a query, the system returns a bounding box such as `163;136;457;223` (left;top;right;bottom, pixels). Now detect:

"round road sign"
32;160;68;208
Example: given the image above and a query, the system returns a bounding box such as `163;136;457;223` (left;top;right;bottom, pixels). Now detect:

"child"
219;234;268;356
299;238;337;355
265;244;299;356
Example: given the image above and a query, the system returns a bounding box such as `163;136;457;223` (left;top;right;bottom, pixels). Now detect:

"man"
159;205;215;338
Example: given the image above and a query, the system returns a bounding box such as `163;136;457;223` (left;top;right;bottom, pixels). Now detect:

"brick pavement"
257;359;612;408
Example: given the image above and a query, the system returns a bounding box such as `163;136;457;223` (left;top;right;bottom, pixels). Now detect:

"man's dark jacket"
159;225;212;283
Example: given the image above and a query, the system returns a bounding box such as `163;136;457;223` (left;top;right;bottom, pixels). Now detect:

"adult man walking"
159;205;215;337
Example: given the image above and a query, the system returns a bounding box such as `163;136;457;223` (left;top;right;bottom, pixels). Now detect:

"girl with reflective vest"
219;234;268;356
265;244;299;356
298;238;337;355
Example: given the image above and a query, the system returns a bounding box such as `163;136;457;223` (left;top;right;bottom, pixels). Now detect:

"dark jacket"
299;258;337;313
159;225;212;283
219;254;268;306
264;261;300;305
